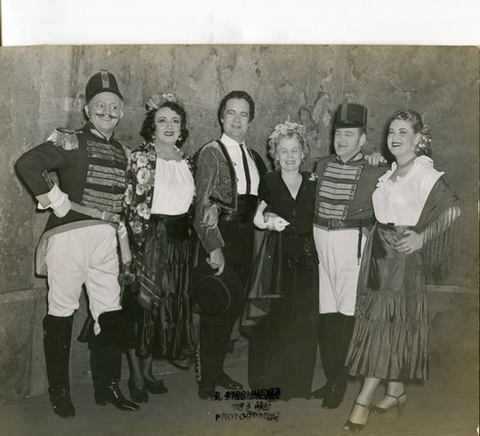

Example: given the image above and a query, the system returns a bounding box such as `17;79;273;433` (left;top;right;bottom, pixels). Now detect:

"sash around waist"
219;194;257;222
143;213;190;245
150;213;189;230
376;222;414;232
150;212;188;222
372;222;414;260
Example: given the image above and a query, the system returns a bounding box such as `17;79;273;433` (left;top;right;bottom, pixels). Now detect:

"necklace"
396;156;416;169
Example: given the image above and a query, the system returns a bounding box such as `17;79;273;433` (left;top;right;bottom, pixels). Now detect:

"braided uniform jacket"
15;123;130;274
313;153;387;225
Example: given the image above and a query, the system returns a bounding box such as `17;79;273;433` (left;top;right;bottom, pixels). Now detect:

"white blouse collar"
378;155;434;185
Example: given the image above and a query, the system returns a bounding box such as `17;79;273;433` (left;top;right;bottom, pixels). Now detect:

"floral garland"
146;92;179;111
268;120;306;141
124;141;193;249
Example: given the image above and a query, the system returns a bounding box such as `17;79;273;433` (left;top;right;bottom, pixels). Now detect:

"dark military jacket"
313;152;387;225
15;122;129;234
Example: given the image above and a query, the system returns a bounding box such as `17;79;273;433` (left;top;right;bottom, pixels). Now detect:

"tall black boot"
197;320;235;400
322;313;354;409
91;310;139;411
43;314;76;418
312;313;335;399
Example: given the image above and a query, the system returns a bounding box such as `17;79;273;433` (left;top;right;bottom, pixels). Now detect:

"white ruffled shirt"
151;157;195;215
373;156;444;226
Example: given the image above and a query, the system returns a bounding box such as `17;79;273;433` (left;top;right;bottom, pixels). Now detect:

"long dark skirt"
246;233;319;400
346;223;429;381
124;214;197;365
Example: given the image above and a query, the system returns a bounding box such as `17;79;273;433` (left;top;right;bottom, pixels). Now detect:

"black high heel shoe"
145;378;168;394
128;379;149;403
370;392;407;415
343;402;370;432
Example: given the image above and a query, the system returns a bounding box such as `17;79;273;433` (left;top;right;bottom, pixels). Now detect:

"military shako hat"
334;101;367;129
85;69;123;103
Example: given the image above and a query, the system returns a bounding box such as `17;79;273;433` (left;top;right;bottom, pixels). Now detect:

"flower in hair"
269;120;306;141
146;91;179;111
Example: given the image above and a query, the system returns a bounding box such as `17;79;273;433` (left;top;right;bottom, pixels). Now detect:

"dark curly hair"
140;101;189;146
390;109;432;157
217;90;255;126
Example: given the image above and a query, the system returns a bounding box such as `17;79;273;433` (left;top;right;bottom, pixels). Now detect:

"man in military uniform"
311;102;386;409
15;70;139;417
194;90;266;400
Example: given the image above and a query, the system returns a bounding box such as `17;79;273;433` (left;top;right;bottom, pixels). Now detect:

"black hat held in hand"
193;264;244;326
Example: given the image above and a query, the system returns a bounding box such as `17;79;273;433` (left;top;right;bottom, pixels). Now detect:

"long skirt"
346;223;429;381
124;214;197;366
245;232;319;400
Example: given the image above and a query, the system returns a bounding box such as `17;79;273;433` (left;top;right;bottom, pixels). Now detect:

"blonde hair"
268;122;309;170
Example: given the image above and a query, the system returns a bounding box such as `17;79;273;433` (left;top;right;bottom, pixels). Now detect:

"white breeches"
45;224;121;334
313;226;366;316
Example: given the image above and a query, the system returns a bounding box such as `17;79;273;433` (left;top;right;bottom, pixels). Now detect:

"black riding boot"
91;310;139;411
312;313;335;399
43;314;76;418
321;313;355;409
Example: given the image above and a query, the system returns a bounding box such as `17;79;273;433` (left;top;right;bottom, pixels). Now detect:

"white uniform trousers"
45;224;121;334
313;226;366;316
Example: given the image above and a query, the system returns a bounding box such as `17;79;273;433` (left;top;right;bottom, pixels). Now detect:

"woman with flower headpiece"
241;121;319;400
342;110;460;432
122;92;196;403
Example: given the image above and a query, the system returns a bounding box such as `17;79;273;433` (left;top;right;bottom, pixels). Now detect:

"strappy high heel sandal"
343;402;370;432
370;392;407;415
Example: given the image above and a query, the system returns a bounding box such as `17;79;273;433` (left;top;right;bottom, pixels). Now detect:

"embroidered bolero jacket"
193;139;266;253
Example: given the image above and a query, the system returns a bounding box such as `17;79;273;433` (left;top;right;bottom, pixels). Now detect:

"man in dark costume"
194;90;266;400
15;70;139;417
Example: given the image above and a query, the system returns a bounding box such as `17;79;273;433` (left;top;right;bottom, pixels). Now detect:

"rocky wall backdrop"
0;45;477;404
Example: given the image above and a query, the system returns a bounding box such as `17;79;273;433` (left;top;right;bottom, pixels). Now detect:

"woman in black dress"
242;121;319;400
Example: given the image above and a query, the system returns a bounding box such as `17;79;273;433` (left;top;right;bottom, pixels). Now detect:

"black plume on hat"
334;100;367;129
85;69;123;103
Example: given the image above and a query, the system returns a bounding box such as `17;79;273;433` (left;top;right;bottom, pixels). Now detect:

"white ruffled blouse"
150;157;195;215
373;156;444;226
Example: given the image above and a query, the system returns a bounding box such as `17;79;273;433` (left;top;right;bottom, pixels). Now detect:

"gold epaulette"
46;128;80;151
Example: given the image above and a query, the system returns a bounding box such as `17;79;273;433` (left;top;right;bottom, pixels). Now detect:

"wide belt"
315;217;372;230
70;202;121;223
219;194;257;223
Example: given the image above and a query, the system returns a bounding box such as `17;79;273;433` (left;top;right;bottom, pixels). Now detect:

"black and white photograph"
0;3;478;436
